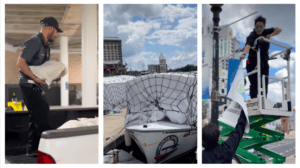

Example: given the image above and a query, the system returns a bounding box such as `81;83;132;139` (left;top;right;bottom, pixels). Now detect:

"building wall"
103;40;122;62
281;117;289;133
160;64;167;73
289;109;295;130
159;58;167;73
148;64;160;73
5;48;98;84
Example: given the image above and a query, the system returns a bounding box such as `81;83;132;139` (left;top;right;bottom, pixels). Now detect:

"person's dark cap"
40;17;63;33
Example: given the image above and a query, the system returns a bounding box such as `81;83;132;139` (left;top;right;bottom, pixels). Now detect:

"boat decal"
155;135;179;162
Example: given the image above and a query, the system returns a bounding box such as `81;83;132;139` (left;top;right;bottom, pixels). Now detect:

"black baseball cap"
40;17;63;33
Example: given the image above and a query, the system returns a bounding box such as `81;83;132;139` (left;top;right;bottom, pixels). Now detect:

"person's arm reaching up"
220;110;247;156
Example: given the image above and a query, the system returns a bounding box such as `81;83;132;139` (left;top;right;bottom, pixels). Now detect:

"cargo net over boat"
104;76;136;114
125;73;197;126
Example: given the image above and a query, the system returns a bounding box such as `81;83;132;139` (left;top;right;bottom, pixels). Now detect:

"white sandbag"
166;111;187;124
125;73;197;126
29;61;67;86
125;113;149;126
58;117;98;129
57;120;85;129
148;110;165;122
104;75;136;113
78;117;98;126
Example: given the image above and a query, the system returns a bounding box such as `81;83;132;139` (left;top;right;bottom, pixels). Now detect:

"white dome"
159;53;165;60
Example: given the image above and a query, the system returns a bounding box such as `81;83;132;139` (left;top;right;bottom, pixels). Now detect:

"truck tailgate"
38;126;98;164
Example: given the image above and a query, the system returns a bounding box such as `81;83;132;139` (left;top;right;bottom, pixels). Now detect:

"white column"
60;36;69;106
82;4;98;107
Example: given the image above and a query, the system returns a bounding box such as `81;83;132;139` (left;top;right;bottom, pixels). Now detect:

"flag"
218;59;250;133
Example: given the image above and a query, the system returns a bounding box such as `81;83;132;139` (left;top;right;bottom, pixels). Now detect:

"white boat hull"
126;122;197;163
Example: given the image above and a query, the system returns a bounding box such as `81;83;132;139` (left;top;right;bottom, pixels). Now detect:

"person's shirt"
245;28;275;62
202;110;247;163
19;33;50;86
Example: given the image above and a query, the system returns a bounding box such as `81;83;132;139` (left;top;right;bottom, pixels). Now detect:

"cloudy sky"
104;4;197;71
203;4;296;107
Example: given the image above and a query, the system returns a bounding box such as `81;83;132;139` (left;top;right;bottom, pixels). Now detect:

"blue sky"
203;4;296;107
104;4;197;71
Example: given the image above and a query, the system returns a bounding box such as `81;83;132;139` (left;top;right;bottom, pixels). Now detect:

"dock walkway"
103;108;127;143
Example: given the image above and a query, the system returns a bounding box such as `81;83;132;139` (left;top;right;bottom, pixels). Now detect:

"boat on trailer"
124;73;197;163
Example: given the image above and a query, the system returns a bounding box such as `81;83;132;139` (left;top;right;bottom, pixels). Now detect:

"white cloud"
275;68;287;78
268;51;289;69
104;4;163;26
162;4;197;22
267;82;283;102
268;52;295;107
147;16;197;48
202;4;295;45
168;51;197;69
104;4;197;70
118;20;160;45
124;52;158;71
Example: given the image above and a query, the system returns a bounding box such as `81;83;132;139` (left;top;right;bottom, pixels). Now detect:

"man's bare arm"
239;45;251;60
16;57;46;85
267;27;282;39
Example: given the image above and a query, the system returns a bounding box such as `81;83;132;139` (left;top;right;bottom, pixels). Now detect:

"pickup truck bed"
5;106;98;164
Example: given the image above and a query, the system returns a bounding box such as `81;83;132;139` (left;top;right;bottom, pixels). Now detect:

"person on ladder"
240;15;282;98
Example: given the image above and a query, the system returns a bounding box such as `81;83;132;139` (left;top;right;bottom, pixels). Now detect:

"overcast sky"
104;4;197;71
203;4;296;107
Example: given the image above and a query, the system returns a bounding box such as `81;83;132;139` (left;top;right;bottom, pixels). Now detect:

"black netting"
103;76;136;114
125;72;197;126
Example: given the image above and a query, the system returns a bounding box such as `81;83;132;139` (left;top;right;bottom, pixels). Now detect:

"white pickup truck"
5;106;98;164
37;126;98;163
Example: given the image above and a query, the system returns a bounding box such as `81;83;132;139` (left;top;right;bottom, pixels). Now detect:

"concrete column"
60;36;69;106
82;4;98;107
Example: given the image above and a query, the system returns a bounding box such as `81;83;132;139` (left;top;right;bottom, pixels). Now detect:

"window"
224;40;227;56
220;43;223;56
208;27;210;34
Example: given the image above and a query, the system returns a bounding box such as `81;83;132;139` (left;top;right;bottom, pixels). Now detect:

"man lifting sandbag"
16;17;65;157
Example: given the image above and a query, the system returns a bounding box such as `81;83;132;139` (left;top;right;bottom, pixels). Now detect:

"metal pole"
210;4;223;126
218;11;258;30
257;42;263;110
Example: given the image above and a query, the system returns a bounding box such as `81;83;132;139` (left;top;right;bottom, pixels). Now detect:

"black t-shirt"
245;28;275;62
19;33;50;86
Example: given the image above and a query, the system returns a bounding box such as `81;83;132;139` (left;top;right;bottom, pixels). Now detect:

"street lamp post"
210;4;223;126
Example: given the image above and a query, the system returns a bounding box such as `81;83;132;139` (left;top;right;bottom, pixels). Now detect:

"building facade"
159;53;167;73
103;37;126;76
148;64;160;73
104;37;122;62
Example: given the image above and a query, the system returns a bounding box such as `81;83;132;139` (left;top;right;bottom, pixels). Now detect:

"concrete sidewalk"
284;155;295;164
285;130;295;139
